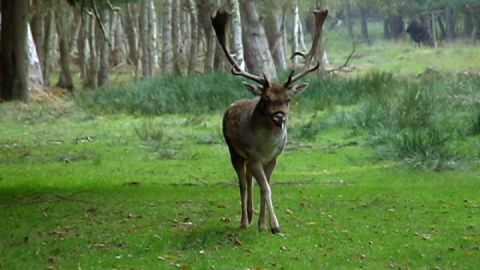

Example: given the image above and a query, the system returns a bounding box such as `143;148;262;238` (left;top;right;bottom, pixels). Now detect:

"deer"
211;8;328;234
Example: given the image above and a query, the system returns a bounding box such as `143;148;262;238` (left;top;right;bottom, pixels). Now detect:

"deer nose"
272;112;286;127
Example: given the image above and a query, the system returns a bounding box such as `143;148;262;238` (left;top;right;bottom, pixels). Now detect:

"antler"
285;9;328;87
211;8;268;87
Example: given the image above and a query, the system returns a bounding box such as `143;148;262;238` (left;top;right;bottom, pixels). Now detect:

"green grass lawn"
1;102;479;269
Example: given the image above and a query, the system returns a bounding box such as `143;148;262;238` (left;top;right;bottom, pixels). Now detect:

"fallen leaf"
220;217;231;223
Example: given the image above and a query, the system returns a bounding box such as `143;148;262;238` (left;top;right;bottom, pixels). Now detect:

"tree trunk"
78;10;87;83
292;2;304;66
343;0;354;41
240;0;277;80
187;0;199;74
0;0;29;102
437;13;446;40
162;0;174;74
227;0;245;70
172;0;182;74
55;8;74;91
465;4;480;43
84;15;98;89
431;13;438;48
198;0;216;73
214;39;227;70
30;4;45;77
42;10;55;86
389;15;404;40
148;0;158;71
315;0;328;73
111;9;126;67
359;4;370;44
383;18;390;39
139;0;157;77
265;3;287;70
124;4;139;67
139;1;149;77
445;6;455;41
97;8;111;87
464;9;473;38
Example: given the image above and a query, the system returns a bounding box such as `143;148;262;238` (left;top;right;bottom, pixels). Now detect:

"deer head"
211;8;328;129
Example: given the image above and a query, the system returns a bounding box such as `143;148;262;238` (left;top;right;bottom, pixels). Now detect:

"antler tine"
286;9;328;86
284;70;295;87
289;61;320;84
211;8;266;86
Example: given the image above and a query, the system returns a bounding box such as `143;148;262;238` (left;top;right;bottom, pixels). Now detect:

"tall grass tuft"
78;72;249;115
134;120;181;159
388;128;458;171
354;77;474;170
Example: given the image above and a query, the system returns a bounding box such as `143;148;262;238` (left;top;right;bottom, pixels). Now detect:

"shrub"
388;128;458;171
78;72;248;115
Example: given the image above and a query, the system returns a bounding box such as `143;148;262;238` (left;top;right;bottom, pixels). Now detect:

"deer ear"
288;83;309;97
242;82;263;96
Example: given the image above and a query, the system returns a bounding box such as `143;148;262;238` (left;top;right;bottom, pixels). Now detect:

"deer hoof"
271;227;281;234
247;210;254;224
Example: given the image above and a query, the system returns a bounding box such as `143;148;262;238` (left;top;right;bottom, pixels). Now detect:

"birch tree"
292;2;306;66
139;0;157;77
124;4;139;67
172;0;182;74
162;0;174;74
227;0;245;70
97;8;111;87
84;15;98;89
187;0;199;74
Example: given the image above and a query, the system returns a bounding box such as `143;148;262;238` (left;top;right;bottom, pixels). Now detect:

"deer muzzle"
272;112;287;129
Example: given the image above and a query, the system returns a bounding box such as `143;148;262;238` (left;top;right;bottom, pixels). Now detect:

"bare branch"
327;44;356;74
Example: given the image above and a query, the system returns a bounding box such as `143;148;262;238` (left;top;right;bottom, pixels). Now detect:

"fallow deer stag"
211;8;328;234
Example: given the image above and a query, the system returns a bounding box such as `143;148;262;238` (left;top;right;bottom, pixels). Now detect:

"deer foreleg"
263;159;280;233
247;161;280;234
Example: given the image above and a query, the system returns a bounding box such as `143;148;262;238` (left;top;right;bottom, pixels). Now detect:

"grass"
3;24;480;267
324;22;480;76
1;97;480;269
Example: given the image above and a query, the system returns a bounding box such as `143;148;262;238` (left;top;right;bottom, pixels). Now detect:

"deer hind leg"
247;160;280;234
246;170;254;225
229;151;249;229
